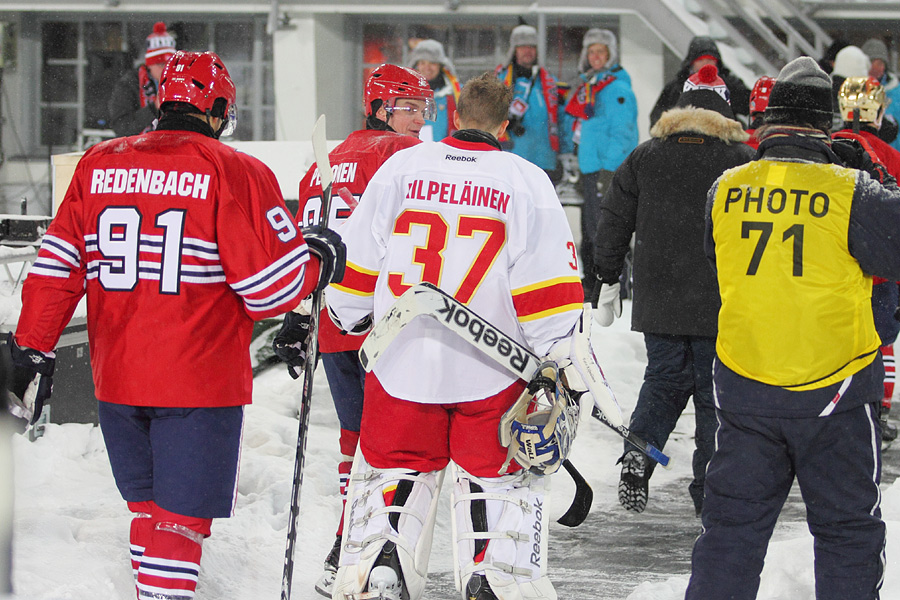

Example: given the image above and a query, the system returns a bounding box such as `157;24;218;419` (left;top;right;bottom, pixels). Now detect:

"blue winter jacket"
502;69;558;171
572;66;639;174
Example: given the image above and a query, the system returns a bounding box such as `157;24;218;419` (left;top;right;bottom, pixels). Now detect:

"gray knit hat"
862;38;890;65
578;28;618;73
409;39;455;74
506;25;538;63
765;56;834;131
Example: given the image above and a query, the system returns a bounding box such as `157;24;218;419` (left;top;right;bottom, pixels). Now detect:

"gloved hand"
6;332;55;425
302;225;346;292
272;311;312;380
593;282;622;327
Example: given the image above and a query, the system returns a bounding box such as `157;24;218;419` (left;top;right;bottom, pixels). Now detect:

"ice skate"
344;541;404;600
466;573;498;600
618;450;649;513
314;535;342;597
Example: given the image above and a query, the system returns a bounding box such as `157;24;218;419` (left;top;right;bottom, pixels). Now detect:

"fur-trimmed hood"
651;106;749;143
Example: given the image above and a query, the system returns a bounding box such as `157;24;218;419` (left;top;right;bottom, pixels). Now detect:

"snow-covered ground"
5;298;900;599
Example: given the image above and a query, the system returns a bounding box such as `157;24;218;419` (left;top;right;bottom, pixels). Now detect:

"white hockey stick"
281;115;334;600
359;283;671;469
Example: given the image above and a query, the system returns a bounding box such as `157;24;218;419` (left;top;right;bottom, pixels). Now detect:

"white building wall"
620;13;664;142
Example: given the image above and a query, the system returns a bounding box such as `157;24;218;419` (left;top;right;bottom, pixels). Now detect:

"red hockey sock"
128;500;156;591
883;345;895;411
135;504;212;600
336;429;360;537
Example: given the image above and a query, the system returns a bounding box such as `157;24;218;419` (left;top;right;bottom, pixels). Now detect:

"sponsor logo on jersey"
445;154;477;162
312;161;359;186
435;295;528;373
89;168;211;199
405;178;510;214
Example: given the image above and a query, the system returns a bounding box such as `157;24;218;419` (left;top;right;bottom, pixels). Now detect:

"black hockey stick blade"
557;459;593;527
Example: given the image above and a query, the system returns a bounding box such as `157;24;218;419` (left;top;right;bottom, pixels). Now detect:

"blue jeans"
623;333;717;512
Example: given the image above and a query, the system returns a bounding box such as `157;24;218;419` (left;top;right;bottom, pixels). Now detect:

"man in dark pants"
592;65;754;516
686;56;900;600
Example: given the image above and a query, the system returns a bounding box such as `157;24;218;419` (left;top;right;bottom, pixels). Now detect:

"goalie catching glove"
546;305;624;428
5;332;55;425
302;225;347;292
499;361;579;475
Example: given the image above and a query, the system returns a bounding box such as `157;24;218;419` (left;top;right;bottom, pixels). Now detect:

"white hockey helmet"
498;361;580;476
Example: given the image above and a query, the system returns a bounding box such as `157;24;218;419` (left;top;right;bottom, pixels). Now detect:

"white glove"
546;304;624;428
593;282;622;327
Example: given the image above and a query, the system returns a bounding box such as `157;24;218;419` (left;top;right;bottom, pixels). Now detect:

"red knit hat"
682;64;731;104
145;22;176;66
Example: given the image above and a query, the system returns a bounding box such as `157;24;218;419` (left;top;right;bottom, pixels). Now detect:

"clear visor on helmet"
219;103;238;138
384;97;437;122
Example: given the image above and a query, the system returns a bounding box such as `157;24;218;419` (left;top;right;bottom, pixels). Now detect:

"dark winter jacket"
706;133;900;417
595;105;754;337
649;37;752;127
108;68;158;138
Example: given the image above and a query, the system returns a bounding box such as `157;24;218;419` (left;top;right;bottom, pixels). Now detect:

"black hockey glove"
302;225;346;292
272;311;312;379
832;138;895;185
5;332;54;425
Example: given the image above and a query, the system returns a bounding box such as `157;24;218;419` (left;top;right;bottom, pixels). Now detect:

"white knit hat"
832;45;871;79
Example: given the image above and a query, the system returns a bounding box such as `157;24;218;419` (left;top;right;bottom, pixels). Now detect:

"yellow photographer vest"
711;160;879;390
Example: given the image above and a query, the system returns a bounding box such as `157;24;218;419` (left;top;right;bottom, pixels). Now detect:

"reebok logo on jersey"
89;168;211;200
445;154;477;162
435;296;528;374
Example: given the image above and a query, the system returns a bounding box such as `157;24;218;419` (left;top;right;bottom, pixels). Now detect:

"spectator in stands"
862;37;900;149
409;39;460;141
649;36;751;127
108;22;177;137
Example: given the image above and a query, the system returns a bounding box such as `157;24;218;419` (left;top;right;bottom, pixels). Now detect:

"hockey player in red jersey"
325;73;622;600
6;51;345;600
272;63;434;597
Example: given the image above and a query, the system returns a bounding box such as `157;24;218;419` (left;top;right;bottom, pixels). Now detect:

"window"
38;16;275;151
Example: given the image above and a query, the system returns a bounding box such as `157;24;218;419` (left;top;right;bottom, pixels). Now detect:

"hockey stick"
359;283;671;469
281;115;334;600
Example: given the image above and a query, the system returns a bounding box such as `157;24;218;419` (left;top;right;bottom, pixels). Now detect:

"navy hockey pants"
321;350;366;432
98;402;244;518
624;333;717;512
685;402;884;600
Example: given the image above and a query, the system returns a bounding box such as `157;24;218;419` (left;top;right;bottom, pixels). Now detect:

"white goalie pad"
332;449;445;600
450;464;557;600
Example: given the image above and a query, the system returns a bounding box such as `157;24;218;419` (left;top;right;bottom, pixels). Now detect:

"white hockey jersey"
325;135;584;404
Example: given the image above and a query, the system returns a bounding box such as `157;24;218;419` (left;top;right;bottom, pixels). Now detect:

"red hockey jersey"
17;130;317;407
297;129;420;353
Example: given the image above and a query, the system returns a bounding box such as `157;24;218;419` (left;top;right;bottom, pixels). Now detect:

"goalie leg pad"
333;448;445;600
450;464;557;600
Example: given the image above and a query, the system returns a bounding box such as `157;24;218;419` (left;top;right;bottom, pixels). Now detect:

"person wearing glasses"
272;63;434;598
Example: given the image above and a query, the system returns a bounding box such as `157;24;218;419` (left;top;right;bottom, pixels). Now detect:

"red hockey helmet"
364;64;436;121
749;76;776;115
159;51;238;137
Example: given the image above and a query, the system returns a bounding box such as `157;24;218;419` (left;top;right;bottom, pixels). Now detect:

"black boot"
314;535;342;597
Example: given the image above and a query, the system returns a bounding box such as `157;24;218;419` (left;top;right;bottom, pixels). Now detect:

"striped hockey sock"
135;505;212;600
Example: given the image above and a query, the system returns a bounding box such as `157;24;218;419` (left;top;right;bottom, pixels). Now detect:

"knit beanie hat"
862;38;890;65
145;22;176;66
507;25;538;63
832;45;871;79
764;56;834;131
676;64;734;118
409;39;455;74
578;28;618;73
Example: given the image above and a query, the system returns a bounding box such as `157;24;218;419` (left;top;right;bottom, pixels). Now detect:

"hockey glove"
272;311;312;379
832;138;895;184
546;305;624;428
5;332;55;425
302;225;346;292
593;282;622;327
